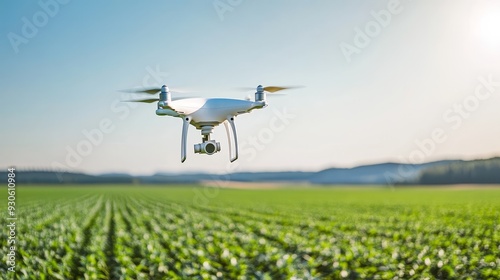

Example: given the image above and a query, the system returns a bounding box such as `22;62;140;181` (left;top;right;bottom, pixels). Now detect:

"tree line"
416;157;500;184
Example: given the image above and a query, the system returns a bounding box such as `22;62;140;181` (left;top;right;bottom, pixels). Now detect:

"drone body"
157;97;265;126
127;84;292;162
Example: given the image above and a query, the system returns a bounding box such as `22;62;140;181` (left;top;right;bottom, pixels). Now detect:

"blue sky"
1;0;500;175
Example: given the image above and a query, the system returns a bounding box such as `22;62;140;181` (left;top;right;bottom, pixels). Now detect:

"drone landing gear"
181;116;191;163
224;116;238;163
180;115;239;163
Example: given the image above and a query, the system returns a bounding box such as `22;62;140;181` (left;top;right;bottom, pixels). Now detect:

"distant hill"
416;157;500;184
309;160;458;185
2;157;499;185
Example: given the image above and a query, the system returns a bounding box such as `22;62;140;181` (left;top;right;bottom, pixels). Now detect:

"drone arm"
181;116;191;163
224;116;238;162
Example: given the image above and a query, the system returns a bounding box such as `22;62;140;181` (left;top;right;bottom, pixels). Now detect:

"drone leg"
181;116;191;163
224;115;238;162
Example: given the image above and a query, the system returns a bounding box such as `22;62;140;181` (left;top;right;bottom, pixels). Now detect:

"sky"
1;0;500;175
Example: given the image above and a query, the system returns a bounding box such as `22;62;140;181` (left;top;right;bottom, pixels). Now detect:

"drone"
124;85;295;162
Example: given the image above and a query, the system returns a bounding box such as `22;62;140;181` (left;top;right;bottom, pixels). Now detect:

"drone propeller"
122;98;159;103
120;86;191;95
262;86;291;93
238;85;303;94
122;96;192;103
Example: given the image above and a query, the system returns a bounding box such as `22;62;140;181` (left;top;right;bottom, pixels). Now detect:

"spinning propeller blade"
122;96;193;103
123;98;159;103
262;86;290;93
238;85;303;94
120;87;192;95
120;87;161;95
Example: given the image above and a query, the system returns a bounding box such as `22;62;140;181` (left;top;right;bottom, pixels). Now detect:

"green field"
1;186;499;279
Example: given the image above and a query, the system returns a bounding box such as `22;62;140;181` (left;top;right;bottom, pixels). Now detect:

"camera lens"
205;142;216;154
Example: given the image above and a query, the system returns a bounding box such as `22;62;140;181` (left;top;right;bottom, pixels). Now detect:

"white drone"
125;85;295;162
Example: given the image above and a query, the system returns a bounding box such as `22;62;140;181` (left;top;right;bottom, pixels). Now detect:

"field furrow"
69;196;105;280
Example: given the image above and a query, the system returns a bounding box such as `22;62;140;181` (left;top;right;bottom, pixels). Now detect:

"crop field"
1;186;499;279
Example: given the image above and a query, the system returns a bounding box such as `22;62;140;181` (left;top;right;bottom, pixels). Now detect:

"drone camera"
194;140;221;155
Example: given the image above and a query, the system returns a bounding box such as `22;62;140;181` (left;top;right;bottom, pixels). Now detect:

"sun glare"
474;8;500;47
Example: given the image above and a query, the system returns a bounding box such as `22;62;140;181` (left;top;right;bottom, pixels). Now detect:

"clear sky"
1;0;500;175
